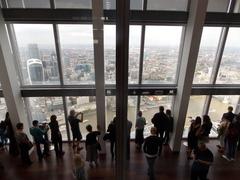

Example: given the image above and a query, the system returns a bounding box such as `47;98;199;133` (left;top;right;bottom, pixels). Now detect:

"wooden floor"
0;140;240;180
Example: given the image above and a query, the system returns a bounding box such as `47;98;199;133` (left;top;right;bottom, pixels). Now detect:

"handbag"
97;142;101;151
27;141;33;150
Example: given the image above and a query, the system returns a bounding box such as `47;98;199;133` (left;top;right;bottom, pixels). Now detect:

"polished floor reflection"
0;141;240;180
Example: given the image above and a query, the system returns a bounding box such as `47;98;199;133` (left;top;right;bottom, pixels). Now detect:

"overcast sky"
13;24;240;48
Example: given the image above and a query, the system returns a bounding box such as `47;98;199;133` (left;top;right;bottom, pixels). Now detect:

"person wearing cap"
191;141;214;180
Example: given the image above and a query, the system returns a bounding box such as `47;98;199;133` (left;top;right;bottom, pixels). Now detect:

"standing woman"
49;115;65;158
187;116;202;160
199;115;212;143
135;111;146;151
85;125;100;168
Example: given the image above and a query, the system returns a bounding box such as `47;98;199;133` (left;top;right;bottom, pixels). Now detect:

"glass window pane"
6;0;50;8
216;28;240;84
58;25;95;85
129;26;141;84
66;96;97;139
140;96;173;137
193;27;222;84
207;0;230;12
208;95;239;137
130;0;143;10
55;0;91;9
0;98;7;120
27;97;67;140
183;96;206;138
104;25;116;84
143;26;182;84
13;24;60;85
147;0;188;11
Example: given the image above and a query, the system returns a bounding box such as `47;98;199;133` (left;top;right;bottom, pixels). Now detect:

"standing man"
222;106;235;123
143;127;162;180
30;120;49;161
49;115;65;158
68;109;83;148
151;106;168;139
164;109;174;145
135;111;146;151
191;141;214;180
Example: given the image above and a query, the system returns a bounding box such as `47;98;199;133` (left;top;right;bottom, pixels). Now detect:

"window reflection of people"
68;110;83;149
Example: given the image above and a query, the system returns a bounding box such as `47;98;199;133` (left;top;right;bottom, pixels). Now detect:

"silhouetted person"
191;141;213;180
5;112;19;156
143;127;162;180
187;117;202;160
222;106;235;123
198;115;212;143
107;117;116;160
135;111;146;151
164;109;174;145
30;120;49;161
15;123;32;165
85;125;100;168
151;106;168;139
68;110;83;148
49;115;64;158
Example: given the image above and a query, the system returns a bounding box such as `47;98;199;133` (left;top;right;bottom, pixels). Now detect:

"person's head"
150;127;157;135
198;140;206;150
166;109;171;116
86;124;92;132
32;120;39;127
195;116;202;125
228;106;233;112
50;115;57;122
138;111;142;117
159;106;164;112
16;122;24;130
112;117;117;124
70;109;75;116
203;115;211;124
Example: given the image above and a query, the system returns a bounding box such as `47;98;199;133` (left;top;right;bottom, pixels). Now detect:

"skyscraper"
28;43;40;59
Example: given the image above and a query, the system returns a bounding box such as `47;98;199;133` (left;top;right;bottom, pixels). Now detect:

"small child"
73;147;85;180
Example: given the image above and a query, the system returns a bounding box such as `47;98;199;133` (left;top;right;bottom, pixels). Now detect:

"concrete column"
92;0;106;153
170;0;208;152
0;10;30;135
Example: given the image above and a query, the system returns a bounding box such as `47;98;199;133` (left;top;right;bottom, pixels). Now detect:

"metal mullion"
53;24;64;86
202;95;212;115
1;0;7;8
62;96;71;142
6;24;24;87
49;0;55;9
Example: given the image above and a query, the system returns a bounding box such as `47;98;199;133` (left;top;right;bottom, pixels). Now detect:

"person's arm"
75;112;83;122
196;159;213;166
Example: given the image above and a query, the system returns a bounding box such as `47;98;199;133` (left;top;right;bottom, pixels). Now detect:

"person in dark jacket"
68;110;83;148
151;106;168;139
143;127;162;180
107;117;116;160
191;141;214;180
163;109;174;145
85;125;100;168
199;115;212;143
15;123;33;165
30;120;49;161
49;115;64;158
221;106;235;123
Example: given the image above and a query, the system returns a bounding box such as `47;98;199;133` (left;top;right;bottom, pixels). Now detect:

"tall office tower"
27;59;44;85
28;43;40;59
